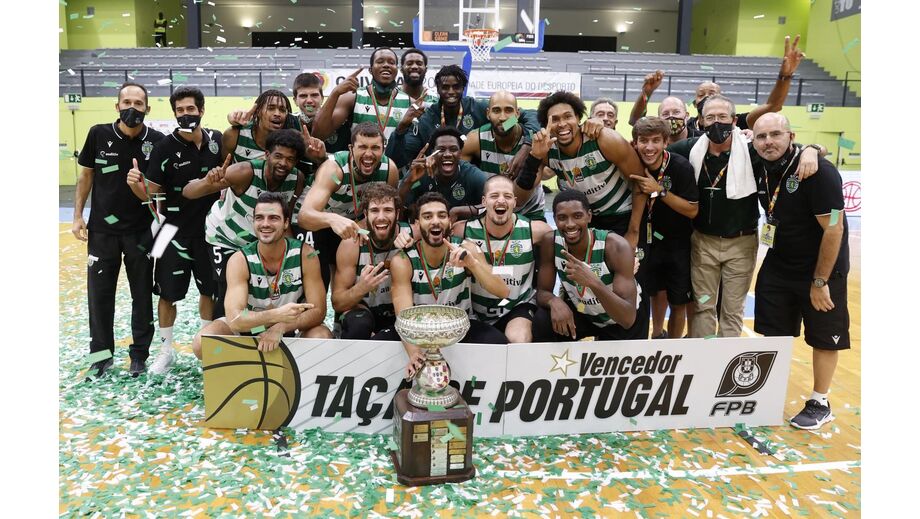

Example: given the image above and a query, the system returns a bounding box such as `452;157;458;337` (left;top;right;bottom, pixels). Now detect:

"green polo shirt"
667;137;760;237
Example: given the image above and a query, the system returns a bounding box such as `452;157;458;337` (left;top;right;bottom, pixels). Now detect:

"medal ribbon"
441;103;464;129
484;215;516;267
259;239;288;299
367;85;396;135
646;151;671;218
417;242;448;300
565;231;594;300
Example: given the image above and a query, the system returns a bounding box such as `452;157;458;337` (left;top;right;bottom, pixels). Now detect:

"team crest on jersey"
142;141;154;159
209;140;219;155
590;264;603;279
509;241;524;258
282;271;294;286
462;115;474;129
585;155;597;169
786;176;800;193
445;265;456;282
636;248;645;260
393;110;403;121
662;176;673;191
452;184;466;200
326;133;338;145
499;161;509;175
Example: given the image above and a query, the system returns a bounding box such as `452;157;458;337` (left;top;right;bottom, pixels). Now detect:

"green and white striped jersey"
326;150;391;219
356;222;411;320
477;124;545;221
232;122;265;163
352;86;414;143
464;215;536;324
204;159;300;250
404;237;470;312
554;228;617;328
547;139;632;218
242;237;304;311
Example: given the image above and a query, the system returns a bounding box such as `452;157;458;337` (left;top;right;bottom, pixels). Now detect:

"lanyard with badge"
645;151;670;245
760;147;800;248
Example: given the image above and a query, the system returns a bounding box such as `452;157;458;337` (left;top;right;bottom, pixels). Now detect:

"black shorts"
339;306;396;339
312;227;341;290
154;235;216;301
208;243;238;319
492;302;536;332
754;266;850;350
292;224;330;290
532;302;641;342
646;242;692;305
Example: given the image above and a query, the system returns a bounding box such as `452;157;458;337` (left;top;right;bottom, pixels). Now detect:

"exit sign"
806;103;825;113
64;94;82;103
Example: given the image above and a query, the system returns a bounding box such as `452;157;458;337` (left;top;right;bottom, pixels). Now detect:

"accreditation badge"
760;222;776;248
646;222;653;245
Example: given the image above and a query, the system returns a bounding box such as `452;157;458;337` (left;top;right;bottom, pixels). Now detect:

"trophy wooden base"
389;389;476;486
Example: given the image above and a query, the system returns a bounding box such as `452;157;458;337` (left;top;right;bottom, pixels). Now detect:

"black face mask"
696;98;707;116
119;107;146;128
705;121;733;144
176;114;201;131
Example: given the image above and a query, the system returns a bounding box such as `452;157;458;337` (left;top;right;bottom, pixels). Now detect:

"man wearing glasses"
667;96;824;338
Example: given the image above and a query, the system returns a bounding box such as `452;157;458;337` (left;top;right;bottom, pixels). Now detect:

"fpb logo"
714;352;776;398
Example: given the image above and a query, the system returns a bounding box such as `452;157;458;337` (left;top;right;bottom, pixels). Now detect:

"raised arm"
311;68;362;140
629;70;664;126
296;158;362;242
183;154;238;199
745;35;804;128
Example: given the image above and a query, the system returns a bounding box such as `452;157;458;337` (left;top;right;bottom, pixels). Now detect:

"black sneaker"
790;399;834;430
86;358;114;381
652;330;669;339
129;358;146;378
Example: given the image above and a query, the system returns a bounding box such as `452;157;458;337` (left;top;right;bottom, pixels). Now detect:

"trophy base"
408;384;460;408
391;389;476;486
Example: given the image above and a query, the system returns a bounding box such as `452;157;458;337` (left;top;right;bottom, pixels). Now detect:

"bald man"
657;96;702;144
461;90;548;221
629;35;806;134
750;113;849;430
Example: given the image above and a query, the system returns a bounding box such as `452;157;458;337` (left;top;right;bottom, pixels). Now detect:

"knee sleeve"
340;309;376;340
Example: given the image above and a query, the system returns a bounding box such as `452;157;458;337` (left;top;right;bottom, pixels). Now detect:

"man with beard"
453;175;552;343
532;190;638;341
391;48;438;144
297;123;400;288
75;82;165;379
516;90;648;339
184;129;309;320
331;184;411;339
380;192;510;376
630;35;805;133
750;113;849;430
461;90;547;222
667;95;823;338
387;65;541;171
312;48;422;146
191;192;332;360
223;89;303;163
401;127;489;222
628;117;698;340
128;86;221;374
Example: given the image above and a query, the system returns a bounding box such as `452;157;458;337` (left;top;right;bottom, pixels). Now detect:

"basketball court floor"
58;189;861;516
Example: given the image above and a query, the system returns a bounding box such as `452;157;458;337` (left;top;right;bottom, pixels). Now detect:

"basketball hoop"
463;28;499;62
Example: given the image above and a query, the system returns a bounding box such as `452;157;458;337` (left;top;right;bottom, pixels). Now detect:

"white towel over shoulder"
688;127;756;199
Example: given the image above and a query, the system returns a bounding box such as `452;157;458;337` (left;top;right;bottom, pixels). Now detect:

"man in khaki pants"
667;95;821;337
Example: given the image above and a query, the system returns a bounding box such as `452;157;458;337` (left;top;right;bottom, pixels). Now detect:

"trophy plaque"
389;305;476;486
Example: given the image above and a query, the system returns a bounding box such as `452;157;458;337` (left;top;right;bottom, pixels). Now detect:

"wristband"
515;154;542;190
778;74;793;81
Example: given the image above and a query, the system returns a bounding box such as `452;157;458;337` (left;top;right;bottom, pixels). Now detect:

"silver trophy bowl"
395;305;470;408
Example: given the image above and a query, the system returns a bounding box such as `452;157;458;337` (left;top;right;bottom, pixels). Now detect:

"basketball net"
463;28;499;62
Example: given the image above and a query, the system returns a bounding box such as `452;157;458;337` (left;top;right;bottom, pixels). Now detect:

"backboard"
415;0;544;54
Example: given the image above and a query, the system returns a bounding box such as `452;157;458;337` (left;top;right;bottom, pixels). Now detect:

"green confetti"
332;174;341;185
492;36;514;52
488;403;496;411
306;250;320;258
697;294;710;304
411;181;421;189
838;136;855;149
357;228;370;235
250;325;267;334
388;20;401;27
653;231;664;240
428;404;446;412
241;399;258;405
501;115;518;131
103;215;119;225
439;433;453;444
629;418;638;425
86;350;112;365
166;207;179;212
69;13;78;20
100;165;119;174
829;209;840;226
102;81;120;88
380;7;390;13
386;438;398;450
700;65;714;70
94;158;107;164
176;251;193;260
704;334;717;339
173;74;188;83
476;412;482;425
446;422;462;439
213;346;222;354
842;37;859;54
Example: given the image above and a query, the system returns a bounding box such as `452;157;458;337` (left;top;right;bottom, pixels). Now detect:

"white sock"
810;391;829;406
159;326;175;351
200;319;212;329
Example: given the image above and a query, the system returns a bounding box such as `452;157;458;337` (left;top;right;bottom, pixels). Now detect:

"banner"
830;0;860;21
466;70;581;99
202;336;792;437
840;170;861;216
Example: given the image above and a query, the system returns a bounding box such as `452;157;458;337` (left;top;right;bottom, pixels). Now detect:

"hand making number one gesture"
333;67;364;97
206;154;232;186
301;123;326;162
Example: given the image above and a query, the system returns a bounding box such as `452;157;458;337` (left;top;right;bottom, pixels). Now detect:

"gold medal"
572;167;582;177
576;302;586;313
433;276;441;288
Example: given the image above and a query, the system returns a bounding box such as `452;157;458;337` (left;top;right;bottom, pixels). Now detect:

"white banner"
316;69;438;97
466;70;581;99
840;169;861;216
203;336;792;437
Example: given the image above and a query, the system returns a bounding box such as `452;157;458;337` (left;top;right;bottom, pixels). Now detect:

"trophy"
389;305;476;486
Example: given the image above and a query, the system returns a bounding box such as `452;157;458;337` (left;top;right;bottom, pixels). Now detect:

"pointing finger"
222;153;232;170
350;67;364;78
415;143;429;160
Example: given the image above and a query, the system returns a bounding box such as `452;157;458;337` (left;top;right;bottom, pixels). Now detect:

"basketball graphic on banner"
201;336;301;430
842;181;861;212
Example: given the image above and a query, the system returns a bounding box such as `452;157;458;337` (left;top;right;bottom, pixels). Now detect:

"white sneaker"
149;348;176;375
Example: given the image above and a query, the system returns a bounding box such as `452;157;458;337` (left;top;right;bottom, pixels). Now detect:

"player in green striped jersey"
382;192;510;377
222;89;301;164
332;184;410;338
191;192;332;360
452;175;552;343
461;90;551;222
533;190;638;341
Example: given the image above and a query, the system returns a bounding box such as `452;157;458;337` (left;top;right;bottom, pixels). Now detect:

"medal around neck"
390;304;476;485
